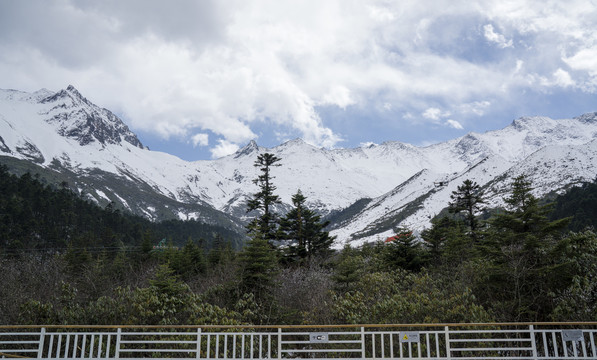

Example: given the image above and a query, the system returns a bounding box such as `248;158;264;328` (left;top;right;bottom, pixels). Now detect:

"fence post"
530;325;538;360
590;332;596;359
361;327;366;359
197;328;202;360
37;327;46;359
114;328;121;359
278;328;282;360
445;326;451;360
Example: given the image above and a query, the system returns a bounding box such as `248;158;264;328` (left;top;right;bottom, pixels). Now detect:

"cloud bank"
1;0;596;158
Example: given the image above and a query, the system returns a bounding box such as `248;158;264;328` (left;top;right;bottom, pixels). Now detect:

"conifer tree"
495;175;569;237
487;175;569;260
208;234;233;266
449;179;485;242
481;175;570;320
421;216;467;266
149;263;190;297
332;245;364;292
278;190;334;262
383;229;423;272
550;230;597;321
246;153;282;242
171;238;206;278
238;233;279;306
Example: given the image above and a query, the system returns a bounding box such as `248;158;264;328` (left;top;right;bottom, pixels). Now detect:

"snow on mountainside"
0;86;243;231
1;86;596;246
40;85;144;148
330;120;597;246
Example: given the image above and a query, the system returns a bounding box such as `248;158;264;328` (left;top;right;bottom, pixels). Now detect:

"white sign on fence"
400;331;420;343
562;329;584;342
310;332;329;343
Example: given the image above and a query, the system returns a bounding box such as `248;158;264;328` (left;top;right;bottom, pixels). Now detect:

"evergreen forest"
1;159;597;326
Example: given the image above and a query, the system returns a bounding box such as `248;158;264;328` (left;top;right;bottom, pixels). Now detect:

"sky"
1;0;597;160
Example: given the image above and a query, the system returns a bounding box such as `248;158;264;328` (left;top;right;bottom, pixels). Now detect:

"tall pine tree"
246;153;282;242
449;179;485;242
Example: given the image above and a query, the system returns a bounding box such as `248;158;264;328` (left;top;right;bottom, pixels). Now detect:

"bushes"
4;175;597;325
7;225;597;325
331;270;493;324
17;264;244;326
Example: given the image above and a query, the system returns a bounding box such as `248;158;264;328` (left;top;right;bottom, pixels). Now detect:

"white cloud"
367;5;395;22
210;139;240;159
1;0;597;158
423;107;450;121
320;85;355;109
445;119;464;130
536;68;577;89
552;69;575;88
457;101;492;116
483;24;513;49
564;47;597;75
190;133;209;147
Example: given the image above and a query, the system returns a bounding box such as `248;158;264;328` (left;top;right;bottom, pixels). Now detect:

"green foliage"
238;234;279;309
549;230;597;321
278;190;334;262
332;270;493;324
449;179;485;241
0;165;243;257
18;300;56;325
167;238;207;279
246;153;282;241
550;178;597;231
6;167;597;326
422;216;470;266
478;175;571;320
332;246;365;292
492;175;569;237
207;234;235;267
382;229;423;272
18;265;244;326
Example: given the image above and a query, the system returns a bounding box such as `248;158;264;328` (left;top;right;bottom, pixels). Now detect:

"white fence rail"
1;323;596;359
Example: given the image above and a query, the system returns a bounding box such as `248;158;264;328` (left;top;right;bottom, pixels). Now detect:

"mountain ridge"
1;85;596;246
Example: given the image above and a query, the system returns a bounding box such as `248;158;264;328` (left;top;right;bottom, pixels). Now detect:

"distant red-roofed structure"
385;232;413;243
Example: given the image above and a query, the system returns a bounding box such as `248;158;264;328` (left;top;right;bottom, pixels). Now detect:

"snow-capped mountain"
1;86;596;246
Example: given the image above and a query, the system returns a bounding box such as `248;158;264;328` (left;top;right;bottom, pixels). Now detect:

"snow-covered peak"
41;84;91;107
274;138;321;156
233;140;261;158
2;85;597;246
509;116;555;131
38;86;143;148
575;112;597;124
277;138;309;148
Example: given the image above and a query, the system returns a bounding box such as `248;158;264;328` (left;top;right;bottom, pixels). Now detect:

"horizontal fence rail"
1;323;596;359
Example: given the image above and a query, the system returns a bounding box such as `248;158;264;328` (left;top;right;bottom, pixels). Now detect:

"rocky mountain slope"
1;86;596;246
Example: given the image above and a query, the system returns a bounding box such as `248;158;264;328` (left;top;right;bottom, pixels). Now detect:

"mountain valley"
1;85;596;246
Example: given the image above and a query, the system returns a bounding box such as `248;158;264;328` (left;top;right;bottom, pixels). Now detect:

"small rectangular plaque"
400;331;420;343
310;333;329;343
562;330;584;342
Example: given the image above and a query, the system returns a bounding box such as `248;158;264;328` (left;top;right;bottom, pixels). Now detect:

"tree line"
0;158;596;325
0;165;244;257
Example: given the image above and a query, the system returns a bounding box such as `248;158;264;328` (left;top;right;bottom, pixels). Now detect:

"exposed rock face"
41;85;144;148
